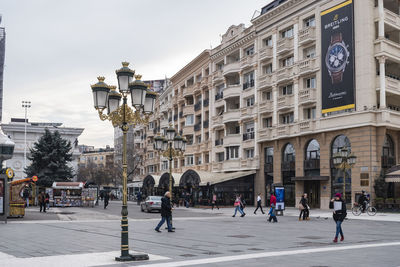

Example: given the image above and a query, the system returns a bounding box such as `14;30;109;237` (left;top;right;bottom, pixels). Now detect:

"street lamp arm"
97;103;150;128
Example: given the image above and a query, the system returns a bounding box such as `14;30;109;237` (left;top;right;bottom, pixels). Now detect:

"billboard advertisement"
321;0;355;114
144;79;167;93
275;186;285;211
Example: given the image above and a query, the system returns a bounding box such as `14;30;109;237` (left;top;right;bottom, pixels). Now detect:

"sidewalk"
184;206;400;222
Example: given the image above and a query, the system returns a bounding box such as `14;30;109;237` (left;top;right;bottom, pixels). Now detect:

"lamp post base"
115;253;149;262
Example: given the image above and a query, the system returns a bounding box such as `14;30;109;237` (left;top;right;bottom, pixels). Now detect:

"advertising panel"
321;0;355;114
275;186;285;211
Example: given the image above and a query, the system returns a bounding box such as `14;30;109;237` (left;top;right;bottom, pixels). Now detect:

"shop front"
52;182;83;207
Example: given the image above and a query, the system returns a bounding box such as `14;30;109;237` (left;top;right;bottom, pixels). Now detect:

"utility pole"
22;101;31;173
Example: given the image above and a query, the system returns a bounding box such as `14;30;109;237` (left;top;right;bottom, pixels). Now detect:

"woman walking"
329;193;347;243
232;195;245;217
299;193;309;221
211;193;219;210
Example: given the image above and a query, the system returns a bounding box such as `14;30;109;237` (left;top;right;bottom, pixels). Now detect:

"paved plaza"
1;201;400;267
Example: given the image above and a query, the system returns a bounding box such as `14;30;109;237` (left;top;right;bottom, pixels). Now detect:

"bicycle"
352;202;377;216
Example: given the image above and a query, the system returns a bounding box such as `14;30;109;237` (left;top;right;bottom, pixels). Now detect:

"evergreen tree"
25;129;74;187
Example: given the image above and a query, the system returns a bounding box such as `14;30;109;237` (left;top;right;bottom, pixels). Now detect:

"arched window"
305;139;320;175
331;135;351;203
281;143;295;206
382;134;395;168
306;139;320;160
283;143;295;162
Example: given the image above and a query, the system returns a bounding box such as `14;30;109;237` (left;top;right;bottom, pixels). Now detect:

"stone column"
378;0;385;38
293;21;299;62
272;31;278;71
272;85;278;126
379;56;386;109
293;77;299;122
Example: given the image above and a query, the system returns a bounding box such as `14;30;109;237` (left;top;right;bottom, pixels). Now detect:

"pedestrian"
240;194;246;212
185;192;190;208
104;192;110;209
155;191;174;233
254;193;265;214
270;192;277;208
232;195;245;217
299;193;310;221
38;191;46;213
329;193;347;243
23;187;30;208
211;193;219;210
45;192;50;210
268;203;278;223
137;191;142;206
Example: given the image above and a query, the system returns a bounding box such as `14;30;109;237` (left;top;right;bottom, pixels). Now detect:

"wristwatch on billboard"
325;32;350;84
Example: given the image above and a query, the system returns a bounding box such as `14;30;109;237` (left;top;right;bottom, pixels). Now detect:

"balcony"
277;37;294;54
224;134;241;146
281;161;295;171
223;61;241;75
243;132;255;141
193;83;201;94
277;124;298;136
215;92;224;101
146;143;154;151
160;119;169;129
194;123;201;131
223;84;241;99
203;120;209;128
241;106;256;117
277;95;294;110
212;162;223;171
183;105;194;116
183;85;194;97
215;139;224;146
259;100;273;113
258;74;273;89
194;102;202;112
213;70;223;82
259;46;273;60
200;76;210;88
182;125;194;136
223;159;241;170
240;55;257;69
298;27;316;45
374;38;400;62
240;158;258;169
258;127;274;140
200;163;210;172
212;115;223;125
297;57;318;75
243;80;255;90
376;75;400;95
304;159;320;170
299;120;316;132
223;110;241;123
276;65;295;83
299;88;317;105
374;7;400;30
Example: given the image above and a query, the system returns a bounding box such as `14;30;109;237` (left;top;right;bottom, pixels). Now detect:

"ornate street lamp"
91;62;155;262
332;147;357;202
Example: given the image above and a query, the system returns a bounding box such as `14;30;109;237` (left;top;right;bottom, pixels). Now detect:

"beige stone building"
78;147;114;169
134;0;400;209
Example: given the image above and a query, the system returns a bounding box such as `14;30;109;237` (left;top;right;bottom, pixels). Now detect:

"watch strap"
331;71;343;84
331;32;342;44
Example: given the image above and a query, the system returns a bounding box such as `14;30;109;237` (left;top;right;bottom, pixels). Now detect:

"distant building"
1;118;84;180
78;146;114;169
0;15;5;122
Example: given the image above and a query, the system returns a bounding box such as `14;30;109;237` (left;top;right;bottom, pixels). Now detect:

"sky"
0;0;271;148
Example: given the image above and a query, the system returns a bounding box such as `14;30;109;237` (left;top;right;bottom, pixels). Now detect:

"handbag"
298;204;304;210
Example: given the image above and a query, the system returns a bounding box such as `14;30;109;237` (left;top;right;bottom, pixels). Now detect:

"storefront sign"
321;0;355;114
275;186;285;211
0;178;4;215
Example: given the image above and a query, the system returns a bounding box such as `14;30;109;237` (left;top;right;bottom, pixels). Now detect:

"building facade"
134;0;400;208
78;146;114;169
0;15;5;122
1;118;84;180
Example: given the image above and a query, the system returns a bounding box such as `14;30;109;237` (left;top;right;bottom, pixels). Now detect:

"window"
243;71;255;89
245;122;254;133
246;96;255;107
226;146;239;160
245;148;255;159
149;152;154;159
281;113;294;124
305;77;316;89
281;27;294;38
185;155;194;166
263;117;273;128
304;46;316;58
245;45;255;56
217;152;224;162
162;161;168;170
304;16;315;28
264;36;272;47
149;122;154;129
262;91;272;101
281;84;293;95
304;107;316;120
185;115;194;126
282;55;294;67
186;135;193;145
263;63;273;74
148;165;154;173
196;155;202;165
196;135;201;143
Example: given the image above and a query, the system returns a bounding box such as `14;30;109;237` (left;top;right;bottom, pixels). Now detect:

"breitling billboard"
321;0;355;114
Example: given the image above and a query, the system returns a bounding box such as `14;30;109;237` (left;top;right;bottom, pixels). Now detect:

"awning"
384;169;400;182
52;182;83;189
292;176;329;181
198;170;256;186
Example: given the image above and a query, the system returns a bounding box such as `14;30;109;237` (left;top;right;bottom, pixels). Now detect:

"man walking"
38;191;46;213
155;191;174;232
104;192;110;209
254;193;265;214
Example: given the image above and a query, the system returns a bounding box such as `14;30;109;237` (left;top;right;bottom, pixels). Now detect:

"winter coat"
38;193;44;204
270;195;277;206
300;197;308;210
329;199;347;222
160;196;172;218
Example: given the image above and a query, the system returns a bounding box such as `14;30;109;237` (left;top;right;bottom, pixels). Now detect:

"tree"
25;129;74;187
77;161;117;186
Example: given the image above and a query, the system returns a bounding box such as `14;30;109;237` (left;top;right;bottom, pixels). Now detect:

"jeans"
39;202;46;212
26;198;29;208
254;201;264;213
156;216;172;231
233;206;244;216
335;221;344;238
268;215;278;222
299;209;309;220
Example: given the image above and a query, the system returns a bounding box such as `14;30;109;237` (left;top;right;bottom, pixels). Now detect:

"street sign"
32;176;38;182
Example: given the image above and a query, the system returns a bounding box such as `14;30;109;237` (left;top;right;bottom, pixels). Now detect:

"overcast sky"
1;0;271;148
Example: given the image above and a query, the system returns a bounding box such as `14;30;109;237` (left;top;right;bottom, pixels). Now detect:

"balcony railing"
194;123;201;131
298;26;316;45
277;37;294;54
304;159;320;170
203;120;209;128
259;46;273;60
281;161;295;171
203;99;209;107
243;80;255;90
215;139;223;146
194;102;201;111
215;92;224;101
243;132;255;141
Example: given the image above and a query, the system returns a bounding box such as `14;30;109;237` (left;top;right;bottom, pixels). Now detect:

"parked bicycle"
352;202;377;216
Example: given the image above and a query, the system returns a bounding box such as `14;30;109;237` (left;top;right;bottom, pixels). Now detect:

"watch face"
325;43;348;72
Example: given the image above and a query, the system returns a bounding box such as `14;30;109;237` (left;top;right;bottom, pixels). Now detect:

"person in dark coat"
299;193;309;221
104;192;110;209
38;191;46;213
329;193;347;243
155;191;173;232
